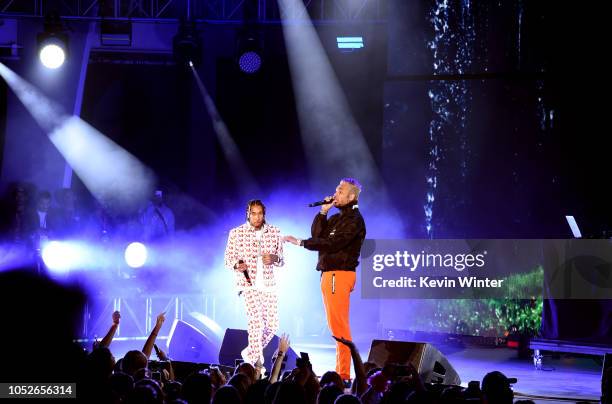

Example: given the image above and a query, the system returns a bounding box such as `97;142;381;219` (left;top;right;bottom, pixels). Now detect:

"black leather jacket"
302;203;366;272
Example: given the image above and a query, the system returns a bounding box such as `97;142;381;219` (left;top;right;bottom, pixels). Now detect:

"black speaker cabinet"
219;328;299;368
167;319;220;363
367;339;461;385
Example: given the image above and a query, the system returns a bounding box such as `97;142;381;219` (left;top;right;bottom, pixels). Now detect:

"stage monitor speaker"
167;319;220;363
219;328;299;368
367;339;461;385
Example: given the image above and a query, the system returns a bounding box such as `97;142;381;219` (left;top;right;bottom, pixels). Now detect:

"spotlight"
238;51;262;74
173;20;202;67
236;33;263;74
125;242;147;268
37;13;68;69
41;241;74;273
38;36;67;69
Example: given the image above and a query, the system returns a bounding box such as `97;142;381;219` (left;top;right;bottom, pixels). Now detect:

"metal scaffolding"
0;0;385;23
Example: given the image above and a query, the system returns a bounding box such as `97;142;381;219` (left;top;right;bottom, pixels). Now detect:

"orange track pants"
321;270;356;380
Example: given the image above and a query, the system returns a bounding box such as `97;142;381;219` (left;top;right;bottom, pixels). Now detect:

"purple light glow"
239;51;262;74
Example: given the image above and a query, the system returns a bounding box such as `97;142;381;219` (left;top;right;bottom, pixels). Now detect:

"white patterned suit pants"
243;289;279;365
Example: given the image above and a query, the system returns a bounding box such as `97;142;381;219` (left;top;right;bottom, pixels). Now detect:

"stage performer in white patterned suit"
224;199;284;368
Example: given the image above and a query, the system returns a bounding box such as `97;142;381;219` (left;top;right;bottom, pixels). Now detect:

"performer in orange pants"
285;178;366;380
321;270;357;378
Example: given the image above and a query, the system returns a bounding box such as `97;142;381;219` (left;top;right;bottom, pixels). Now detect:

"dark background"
2;1;611;342
57;1;610;239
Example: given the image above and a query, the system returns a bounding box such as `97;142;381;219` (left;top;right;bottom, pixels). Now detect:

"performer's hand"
112;310;121;325
320;195;334;214
283;235;300;245
235;261;248;271
262;254;278;265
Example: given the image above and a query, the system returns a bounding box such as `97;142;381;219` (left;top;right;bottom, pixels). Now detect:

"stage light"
125;242;147;268
173;20;202;67
336;36;364;50
0;65;155;212
236;33;263;74
238;50;262;74
41;241;74;273
38;37;66;69
37;13;68;69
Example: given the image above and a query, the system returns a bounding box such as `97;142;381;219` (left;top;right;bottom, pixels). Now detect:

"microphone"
308;197;334;207
239;260;251;284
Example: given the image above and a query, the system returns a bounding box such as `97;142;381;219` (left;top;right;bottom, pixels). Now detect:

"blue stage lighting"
125;242;148;268
37;13;68;69
41;241;73;272
39;37;66;69
239;51;262;74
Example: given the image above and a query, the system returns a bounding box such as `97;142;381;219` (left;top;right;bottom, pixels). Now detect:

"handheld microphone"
239;260;251;284
308;198;334;207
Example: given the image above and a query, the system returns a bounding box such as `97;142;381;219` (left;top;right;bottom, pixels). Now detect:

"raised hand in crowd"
94;310;121;350
270;333;290;383
333;335;367;395
112;310;121;325
206;366;227;395
143;312;166;358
